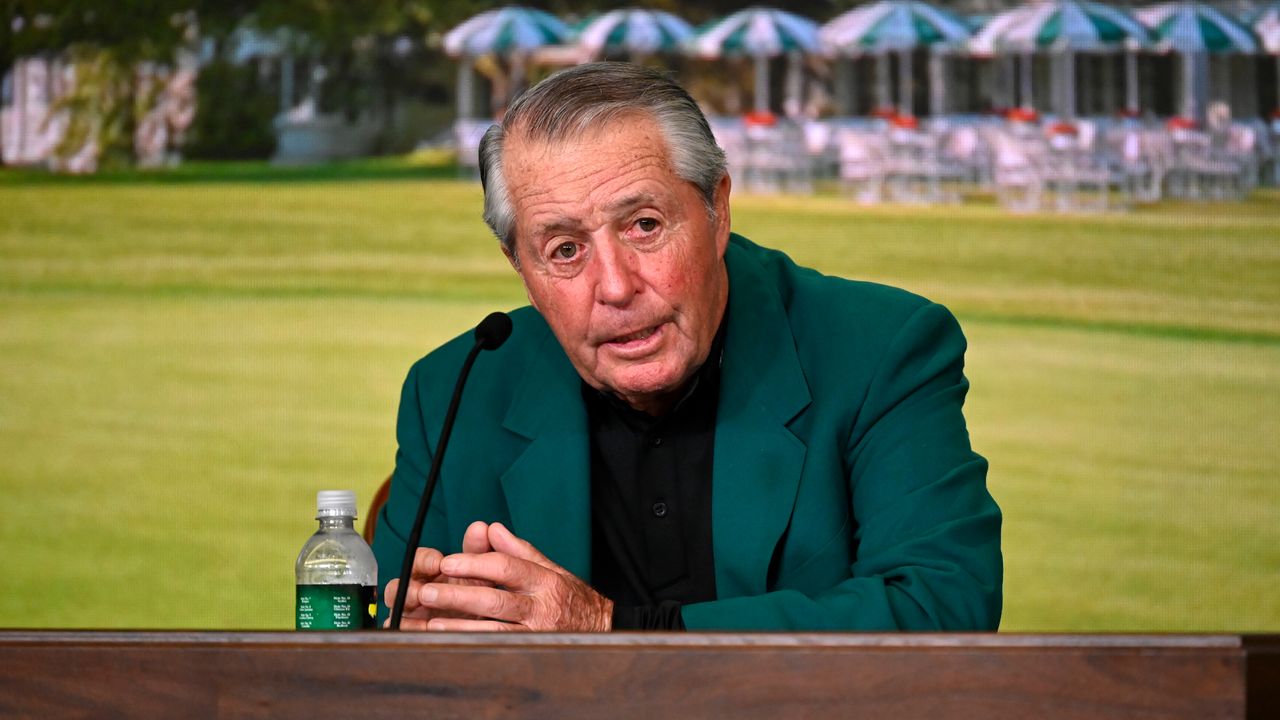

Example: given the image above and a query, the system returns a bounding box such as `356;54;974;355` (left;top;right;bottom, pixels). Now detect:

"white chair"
1168;130;1244;200
1035;125;1113;213
885;128;964;205
939;125;991;191
740;121;811;195
836;129;887;205
1043;151;1112;213
802;120;837;182
1224;124;1260;193
991;130;1043;213
1104;127;1161;204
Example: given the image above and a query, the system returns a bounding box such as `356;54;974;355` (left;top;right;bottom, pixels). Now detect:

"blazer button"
652;502;668;518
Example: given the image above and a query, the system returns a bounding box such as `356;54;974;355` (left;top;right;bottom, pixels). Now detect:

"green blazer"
373;234;1002;630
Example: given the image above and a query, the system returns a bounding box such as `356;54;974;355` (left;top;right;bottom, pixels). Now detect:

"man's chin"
603;367;691;413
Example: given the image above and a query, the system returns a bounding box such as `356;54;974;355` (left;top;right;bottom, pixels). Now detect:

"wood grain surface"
1;632;1276;719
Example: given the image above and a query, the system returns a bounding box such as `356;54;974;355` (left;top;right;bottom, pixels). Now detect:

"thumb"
488;522;556;570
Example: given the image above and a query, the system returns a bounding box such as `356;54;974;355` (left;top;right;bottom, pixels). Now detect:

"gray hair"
478;62;728;260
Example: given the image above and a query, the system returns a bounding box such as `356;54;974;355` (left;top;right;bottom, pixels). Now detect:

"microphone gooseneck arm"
390;312;511;630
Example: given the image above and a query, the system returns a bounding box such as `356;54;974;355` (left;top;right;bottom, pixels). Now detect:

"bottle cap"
316;490;358;518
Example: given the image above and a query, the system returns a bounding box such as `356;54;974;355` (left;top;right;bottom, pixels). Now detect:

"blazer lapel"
712;240;812;598
499;325;593;580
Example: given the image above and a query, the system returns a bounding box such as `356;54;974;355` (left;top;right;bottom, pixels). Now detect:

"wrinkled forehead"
500;115;696;244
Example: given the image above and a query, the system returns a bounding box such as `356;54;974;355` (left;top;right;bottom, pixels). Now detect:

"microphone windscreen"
475;311;513;351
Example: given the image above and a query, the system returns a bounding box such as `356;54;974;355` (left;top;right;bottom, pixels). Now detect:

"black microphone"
390;311;512;630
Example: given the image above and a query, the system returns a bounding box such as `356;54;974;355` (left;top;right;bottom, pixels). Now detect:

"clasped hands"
384;521;613;632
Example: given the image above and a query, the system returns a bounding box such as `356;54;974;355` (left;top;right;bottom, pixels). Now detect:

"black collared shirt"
582;317;727;630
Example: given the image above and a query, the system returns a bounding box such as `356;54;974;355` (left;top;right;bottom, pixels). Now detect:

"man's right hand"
383;520;493;630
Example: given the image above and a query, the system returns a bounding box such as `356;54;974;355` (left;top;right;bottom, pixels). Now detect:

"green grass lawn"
1;160;1277;630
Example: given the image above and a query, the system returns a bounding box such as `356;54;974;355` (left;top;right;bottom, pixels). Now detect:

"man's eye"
553;242;578;260
637;218;658;233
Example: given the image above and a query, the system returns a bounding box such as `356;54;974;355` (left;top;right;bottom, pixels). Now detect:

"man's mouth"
601;322;667;353
611;325;660;344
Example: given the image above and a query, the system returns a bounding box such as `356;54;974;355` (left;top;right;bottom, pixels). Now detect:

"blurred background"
1;0;1277;631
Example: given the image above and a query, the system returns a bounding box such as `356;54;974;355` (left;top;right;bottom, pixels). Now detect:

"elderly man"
372;63;1001;632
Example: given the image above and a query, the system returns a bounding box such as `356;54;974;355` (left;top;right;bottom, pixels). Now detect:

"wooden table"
1;631;1276;718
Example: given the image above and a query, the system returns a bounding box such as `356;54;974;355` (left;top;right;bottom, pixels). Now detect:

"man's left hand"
417;522;613;632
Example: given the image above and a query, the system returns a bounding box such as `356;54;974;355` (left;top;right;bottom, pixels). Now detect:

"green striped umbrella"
1245;3;1279;113
1136;1;1259;54
575;9;694;58
971;0;1150;119
689;8;820;114
689;7;820;58
970;0;1149;55
820;0;971;53
1135;2;1260;120
444;7;570;122
819;1;972;117
443;7;570;57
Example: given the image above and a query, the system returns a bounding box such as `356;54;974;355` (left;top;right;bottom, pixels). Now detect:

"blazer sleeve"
682;302;1003;631
371;360;455;626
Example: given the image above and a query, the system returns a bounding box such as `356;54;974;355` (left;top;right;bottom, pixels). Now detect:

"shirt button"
650;436;663;448
652;502;668;518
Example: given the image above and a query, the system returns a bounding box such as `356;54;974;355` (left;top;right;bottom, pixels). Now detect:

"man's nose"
592;234;641;307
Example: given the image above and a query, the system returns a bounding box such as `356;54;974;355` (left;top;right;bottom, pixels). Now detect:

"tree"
0;0;270;167
2;0;196;167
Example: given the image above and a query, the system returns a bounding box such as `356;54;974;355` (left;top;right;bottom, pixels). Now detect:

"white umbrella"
970;0;1150;119
820;0;971;117
689;8;820;114
575;9;694;59
1136;2;1260;120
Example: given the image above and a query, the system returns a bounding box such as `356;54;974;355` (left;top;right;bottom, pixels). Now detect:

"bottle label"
296;584;376;630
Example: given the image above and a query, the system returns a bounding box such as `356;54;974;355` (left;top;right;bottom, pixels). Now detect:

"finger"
391;603;483;629
383;579;399;609
426;617;526;632
439;550;534;588
412;547;445;579
454;522;496;588
488;522;557;570
386;578;428;615
462;521;492;554
387;571;443;613
395;616;434;631
418;582;531;624
385;603;436;631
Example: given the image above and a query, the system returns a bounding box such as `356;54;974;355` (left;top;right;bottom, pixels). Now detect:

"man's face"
503;114;731;415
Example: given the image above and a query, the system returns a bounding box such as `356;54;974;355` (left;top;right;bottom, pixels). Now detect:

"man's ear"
503;244;520;272
713;173;732;256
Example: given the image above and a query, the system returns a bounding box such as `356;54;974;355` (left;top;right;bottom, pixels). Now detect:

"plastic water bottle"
295;490;377;630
